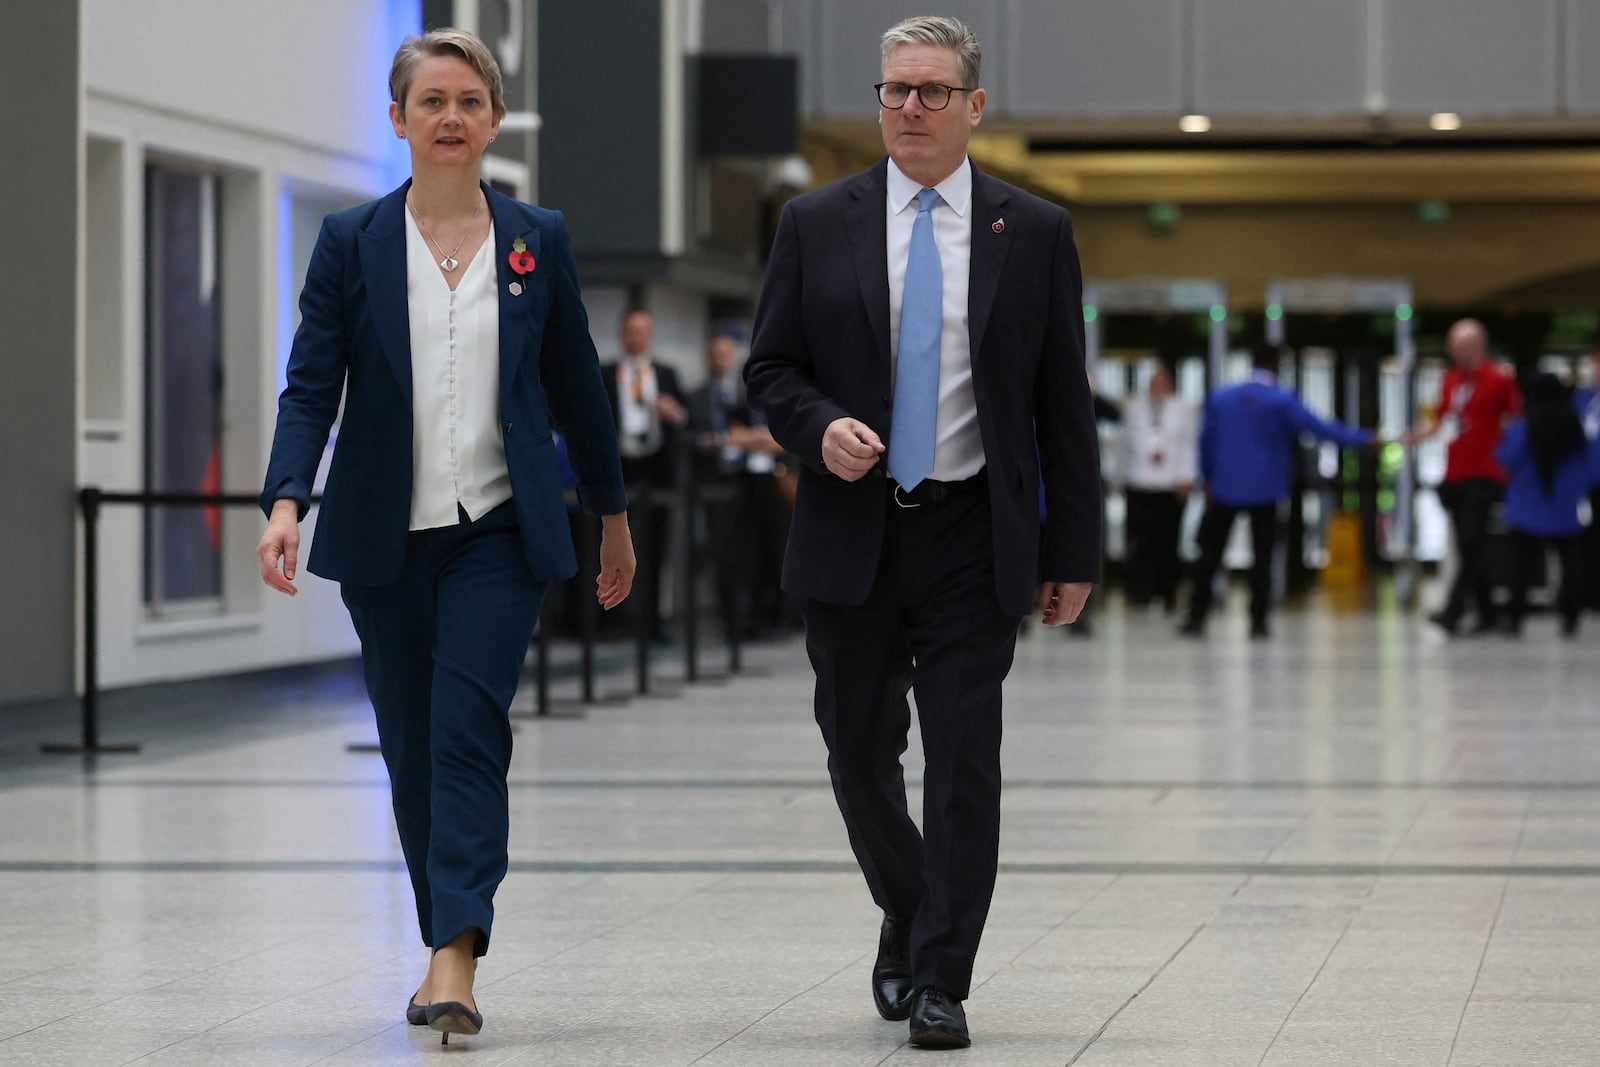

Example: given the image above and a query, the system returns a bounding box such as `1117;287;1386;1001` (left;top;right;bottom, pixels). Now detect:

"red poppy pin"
992;218;1005;234
507;237;535;295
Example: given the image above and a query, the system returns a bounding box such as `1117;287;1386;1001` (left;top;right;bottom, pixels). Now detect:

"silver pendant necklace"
408;191;482;272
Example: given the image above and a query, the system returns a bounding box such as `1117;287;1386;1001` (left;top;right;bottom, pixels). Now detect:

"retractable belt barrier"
60;462;760;754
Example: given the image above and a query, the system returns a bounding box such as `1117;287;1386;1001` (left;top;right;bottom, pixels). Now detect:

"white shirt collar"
887;155;971;219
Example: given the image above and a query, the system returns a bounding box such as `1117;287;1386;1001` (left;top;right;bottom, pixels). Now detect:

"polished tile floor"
3;594;1599;1065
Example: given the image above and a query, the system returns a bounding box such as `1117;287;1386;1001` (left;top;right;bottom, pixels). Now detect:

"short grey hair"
880;16;982;89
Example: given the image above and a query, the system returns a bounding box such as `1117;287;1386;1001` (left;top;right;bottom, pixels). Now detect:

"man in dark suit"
744;15;1101;1051
1180;345;1372;639
688;333;788;637
601;309;688;639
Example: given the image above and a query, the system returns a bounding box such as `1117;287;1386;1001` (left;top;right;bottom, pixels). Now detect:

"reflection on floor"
3;595;1598;1065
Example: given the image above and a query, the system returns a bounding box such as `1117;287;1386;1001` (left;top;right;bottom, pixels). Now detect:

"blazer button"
504;422;513;435
880;395;890;407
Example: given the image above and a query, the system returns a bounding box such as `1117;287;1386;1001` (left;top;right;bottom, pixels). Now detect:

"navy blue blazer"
1199;377;1371;508
745;159;1103;615
259;181;627;587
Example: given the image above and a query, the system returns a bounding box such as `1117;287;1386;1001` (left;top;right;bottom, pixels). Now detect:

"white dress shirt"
404;209;511;530
1117;394;1197;492
616;356;663;458
886;156;985;482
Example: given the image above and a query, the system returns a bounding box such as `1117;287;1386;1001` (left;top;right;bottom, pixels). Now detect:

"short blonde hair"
881;16;982;89
389;28;506;118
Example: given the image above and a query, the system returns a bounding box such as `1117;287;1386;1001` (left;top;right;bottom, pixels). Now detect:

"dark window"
144;164;224;611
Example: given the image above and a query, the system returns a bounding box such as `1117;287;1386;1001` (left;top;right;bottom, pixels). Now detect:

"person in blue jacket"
1181;345;1373;638
1576;344;1600;610
1496;372;1597;637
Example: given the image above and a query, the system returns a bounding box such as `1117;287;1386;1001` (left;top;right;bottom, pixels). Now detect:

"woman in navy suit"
255;29;633;1042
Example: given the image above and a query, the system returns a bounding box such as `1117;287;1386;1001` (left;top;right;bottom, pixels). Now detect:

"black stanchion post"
681;448;700;684
633;485;651;695
578;509;599;703
728;526;744;677
725;481;744;676
535;618;549;717
82;487;99;750
44;487;140;755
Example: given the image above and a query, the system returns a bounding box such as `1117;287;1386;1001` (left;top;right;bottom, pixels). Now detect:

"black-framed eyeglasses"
874;81;972;111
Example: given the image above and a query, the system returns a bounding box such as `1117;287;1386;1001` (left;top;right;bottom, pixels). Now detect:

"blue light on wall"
379;0;424;190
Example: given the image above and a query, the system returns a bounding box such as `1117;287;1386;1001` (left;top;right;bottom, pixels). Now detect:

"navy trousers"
803;482;1020;1000
341;501;545;957
1186;499;1278;628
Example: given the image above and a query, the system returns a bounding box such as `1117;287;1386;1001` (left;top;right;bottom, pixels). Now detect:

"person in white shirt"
689;334;788;636
255;29;634;1043
1116;362;1196;612
602;310;690;640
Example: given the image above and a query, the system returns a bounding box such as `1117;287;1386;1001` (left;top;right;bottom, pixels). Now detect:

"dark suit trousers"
1439;477;1503;625
1588;489;1600;609
340;501;545;957
802;484;1020;1000
1186;500;1278;627
1506;529;1585;630
1123;488;1185;610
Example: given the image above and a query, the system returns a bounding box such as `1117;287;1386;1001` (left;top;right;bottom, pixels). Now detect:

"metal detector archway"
1264;277;1418;604
1083;278;1230;386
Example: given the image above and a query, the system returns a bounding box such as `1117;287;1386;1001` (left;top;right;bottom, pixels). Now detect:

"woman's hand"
596;512;637;610
256;499;302;596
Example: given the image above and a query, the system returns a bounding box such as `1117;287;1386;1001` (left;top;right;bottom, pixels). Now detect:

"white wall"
83;0;411;168
78;0;415;690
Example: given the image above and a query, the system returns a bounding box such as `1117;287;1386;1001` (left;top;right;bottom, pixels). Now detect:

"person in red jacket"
1404;319;1523;636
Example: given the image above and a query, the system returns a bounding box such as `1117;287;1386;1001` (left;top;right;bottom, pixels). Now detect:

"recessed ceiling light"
1179;114;1212;134
1429;112;1462;132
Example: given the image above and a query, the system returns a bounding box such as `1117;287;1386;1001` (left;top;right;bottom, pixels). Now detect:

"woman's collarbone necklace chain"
408;191;483;272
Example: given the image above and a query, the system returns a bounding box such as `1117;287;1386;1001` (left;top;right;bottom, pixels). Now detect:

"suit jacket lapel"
357;183;413;406
967;162;1014;362
487;183;539;415
845;160;891;388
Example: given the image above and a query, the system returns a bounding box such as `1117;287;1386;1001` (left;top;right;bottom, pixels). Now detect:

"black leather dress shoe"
909;987;970;1049
872;915;913;1021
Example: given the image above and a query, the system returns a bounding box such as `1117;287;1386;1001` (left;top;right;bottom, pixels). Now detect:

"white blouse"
1116;394;1198;492
403;208;512;530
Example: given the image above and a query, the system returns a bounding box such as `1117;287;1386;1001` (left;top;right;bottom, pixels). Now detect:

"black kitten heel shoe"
425;1000;483;1045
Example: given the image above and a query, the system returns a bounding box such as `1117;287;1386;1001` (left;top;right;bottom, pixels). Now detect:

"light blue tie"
889;187;942;490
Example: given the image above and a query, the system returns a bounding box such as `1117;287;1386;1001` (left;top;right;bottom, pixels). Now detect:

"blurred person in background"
602;309;688;641
255;28;634;1043
1116;361;1196;614
1405;319;1522;636
1495;372;1597;637
688;332;788;638
1577;341;1600;610
1181;345;1373;639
